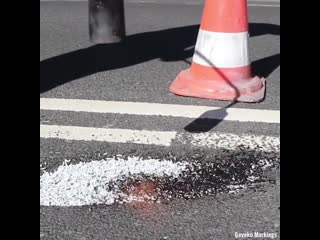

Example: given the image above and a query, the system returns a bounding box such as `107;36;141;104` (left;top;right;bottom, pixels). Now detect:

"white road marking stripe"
40;124;280;152
177;132;280;152
40;125;176;147
193;30;249;68
40;98;280;123
248;4;280;7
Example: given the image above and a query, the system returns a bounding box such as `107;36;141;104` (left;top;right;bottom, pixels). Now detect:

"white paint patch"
177;132;280;152
40;124;280;152
193;30;249;68
40;157;188;206
40;98;280;123
40;125;176;146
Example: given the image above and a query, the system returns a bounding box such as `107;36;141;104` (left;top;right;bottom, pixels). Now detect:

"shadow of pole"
40;23;279;94
40;25;199;93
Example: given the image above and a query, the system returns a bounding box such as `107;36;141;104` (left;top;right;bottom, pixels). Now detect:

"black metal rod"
89;0;126;44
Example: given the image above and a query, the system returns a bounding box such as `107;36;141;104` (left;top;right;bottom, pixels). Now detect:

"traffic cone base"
170;67;266;102
169;0;266;102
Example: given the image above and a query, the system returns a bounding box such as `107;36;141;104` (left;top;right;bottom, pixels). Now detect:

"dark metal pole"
89;0;126;44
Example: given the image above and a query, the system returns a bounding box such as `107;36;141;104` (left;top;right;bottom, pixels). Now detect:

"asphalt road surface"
40;1;280;239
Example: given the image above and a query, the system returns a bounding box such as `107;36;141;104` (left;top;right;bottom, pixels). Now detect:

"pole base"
89;0;126;44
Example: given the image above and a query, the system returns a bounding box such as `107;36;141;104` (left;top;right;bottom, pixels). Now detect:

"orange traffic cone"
169;0;266;102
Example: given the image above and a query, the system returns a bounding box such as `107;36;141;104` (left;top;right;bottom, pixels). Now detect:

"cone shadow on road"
249;23;280;37
40;23;280;94
252;53;280;78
